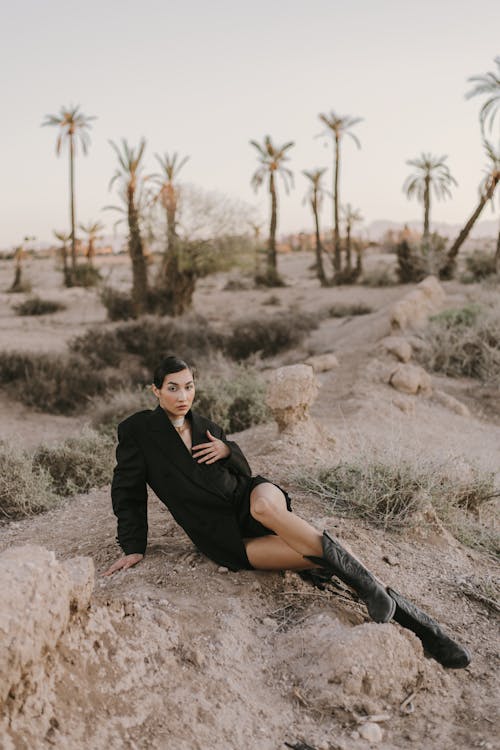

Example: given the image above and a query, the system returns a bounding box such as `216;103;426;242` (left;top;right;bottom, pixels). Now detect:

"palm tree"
79;220;105;265
342;204;363;273
466;56;500;134
403;153;457;242
152;152;189;260
42;105;96;274
53;230;72;286
107;138;149;315
440;140;500;279
318;111;362;273
250;135;294;283
303;168;328;286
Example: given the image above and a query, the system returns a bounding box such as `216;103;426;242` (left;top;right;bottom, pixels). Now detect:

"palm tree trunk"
127;189;148;315
346;223;352;271
87;238;95;265
440;175;499;279
333;134;341;272
495;224;500;275
312;194;327;286
61;243;71;286
268;171;278;276
69;134;77;270
423;175;430;241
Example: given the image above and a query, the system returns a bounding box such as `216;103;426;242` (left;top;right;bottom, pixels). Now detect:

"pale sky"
1;0;499;247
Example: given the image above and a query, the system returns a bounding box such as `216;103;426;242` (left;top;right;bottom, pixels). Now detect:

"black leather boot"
387;587;471;669
305;530;396;623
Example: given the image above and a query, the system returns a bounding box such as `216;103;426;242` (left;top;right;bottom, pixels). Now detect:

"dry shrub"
72;263;102;287
224;311;318;360
0;351;110;413
463;250;498;282
100;286;135;321
70;314;225;371
327;303;373;318
33;428;115;496
90;386;157;434
13;296;66;316
416;301;500;383
360;266;397;287
0;442;59;518
293;457;498;556
194;365;270;432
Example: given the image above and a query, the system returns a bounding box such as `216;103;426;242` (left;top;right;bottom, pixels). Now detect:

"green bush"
224;311;318;360
417;302;500;382
0;442;59;518
33;428;115;496
194;366;270;432
0;351;110;413
13;296;66;316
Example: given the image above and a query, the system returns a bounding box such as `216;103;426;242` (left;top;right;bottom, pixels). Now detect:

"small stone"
359;722;383;743
217;566;229;574
305;353;339;372
262;617;276;628
381;336;412;363
383;555;399;567
389;363;432;396
350;730;360;739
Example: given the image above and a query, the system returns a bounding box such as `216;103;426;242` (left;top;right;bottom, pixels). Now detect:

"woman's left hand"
192;430;231;464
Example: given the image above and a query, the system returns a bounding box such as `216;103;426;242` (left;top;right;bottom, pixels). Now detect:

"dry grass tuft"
0;442;59;518
13;296;66;316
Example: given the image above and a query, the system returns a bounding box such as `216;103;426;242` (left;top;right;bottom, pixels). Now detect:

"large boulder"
390;276;446;330
389;363;432;396
266;364;319;432
0;545;94;704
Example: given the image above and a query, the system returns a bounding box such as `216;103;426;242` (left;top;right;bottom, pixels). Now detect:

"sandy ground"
0;251;499;750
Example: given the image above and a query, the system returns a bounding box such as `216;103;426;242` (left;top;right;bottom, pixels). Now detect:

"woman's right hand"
102;553;144;577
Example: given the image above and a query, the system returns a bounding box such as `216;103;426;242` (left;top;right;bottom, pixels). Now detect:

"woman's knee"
250;485;287;523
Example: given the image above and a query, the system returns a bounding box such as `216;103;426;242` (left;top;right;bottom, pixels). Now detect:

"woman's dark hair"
153;356;193;388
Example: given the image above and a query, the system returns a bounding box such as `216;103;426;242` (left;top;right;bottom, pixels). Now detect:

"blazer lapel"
147;406;225;497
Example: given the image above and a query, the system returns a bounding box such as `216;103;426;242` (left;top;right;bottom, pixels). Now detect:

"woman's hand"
102;553;144;577
192;429;231;464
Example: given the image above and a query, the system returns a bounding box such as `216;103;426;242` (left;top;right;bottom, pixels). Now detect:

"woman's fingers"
101;553;143;577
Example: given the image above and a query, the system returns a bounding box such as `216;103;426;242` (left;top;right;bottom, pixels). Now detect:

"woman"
104;356;470;668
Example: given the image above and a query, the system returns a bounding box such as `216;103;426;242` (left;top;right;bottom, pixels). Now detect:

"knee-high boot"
305;530;396;623
387;588;471;669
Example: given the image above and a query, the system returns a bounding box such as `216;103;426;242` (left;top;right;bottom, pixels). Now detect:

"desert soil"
0;251;498;750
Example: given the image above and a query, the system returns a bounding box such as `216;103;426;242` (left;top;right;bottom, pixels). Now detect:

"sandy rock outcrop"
389;363;432;396
381;336;412;363
390;276;445;331
281;614;425;715
266;364;319;431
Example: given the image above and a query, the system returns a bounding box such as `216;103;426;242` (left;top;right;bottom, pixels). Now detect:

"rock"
381;336;412;363
390;276;445;330
433;390;470;417
217;566;229;574
0;545;73;704
359;722;383;743
266;364;319;431
304;353;339;372
281;615;423;715
389;364;432;396
61;556;94;612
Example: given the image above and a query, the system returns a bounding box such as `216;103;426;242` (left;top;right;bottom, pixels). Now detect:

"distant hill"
365;219;498;242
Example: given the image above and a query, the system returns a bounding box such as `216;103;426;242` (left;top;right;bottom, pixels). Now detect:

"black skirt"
233;475;293;567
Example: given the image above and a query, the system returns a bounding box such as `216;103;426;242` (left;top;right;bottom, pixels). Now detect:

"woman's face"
152;368;195;419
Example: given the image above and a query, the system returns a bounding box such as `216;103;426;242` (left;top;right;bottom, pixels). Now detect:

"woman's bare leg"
245;483;323;570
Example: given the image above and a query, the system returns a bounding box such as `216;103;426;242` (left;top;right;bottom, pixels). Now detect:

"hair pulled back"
153;356;193;389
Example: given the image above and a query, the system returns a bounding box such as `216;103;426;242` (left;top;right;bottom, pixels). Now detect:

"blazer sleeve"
111;422;148;555
214;424;252;477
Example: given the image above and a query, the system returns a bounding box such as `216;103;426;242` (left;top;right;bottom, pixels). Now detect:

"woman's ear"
151;383;160;399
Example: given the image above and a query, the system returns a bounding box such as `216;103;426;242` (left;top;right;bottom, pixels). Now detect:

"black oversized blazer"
111;405;254;570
